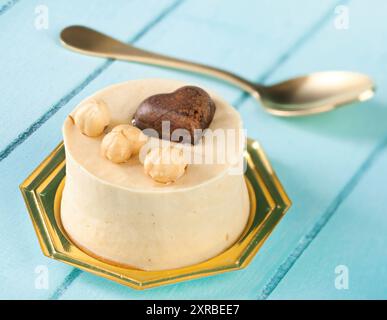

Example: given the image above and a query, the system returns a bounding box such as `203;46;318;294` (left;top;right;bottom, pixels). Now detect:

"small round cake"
61;79;250;270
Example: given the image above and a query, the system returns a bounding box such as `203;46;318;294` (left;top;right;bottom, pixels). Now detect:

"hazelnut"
112;124;147;154
73;100;110;137
144;146;187;184
101;131;132;163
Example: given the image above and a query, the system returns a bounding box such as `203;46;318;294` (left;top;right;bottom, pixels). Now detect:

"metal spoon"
60;25;375;116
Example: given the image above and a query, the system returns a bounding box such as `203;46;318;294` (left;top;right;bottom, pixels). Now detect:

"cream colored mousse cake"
61;78;250;271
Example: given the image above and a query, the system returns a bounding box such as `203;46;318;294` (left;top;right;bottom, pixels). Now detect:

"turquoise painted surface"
268;140;387;299
0;0;176;153
0;0;386;299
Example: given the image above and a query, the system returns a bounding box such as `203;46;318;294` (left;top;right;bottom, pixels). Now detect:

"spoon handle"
60;26;260;98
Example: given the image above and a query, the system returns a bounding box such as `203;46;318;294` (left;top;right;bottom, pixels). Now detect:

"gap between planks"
48;0;349;299
258;133;387;299
0;0;20;16
0;0;184;162
3;0;369;300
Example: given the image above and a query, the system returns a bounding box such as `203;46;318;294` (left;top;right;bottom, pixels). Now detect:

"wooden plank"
35;0;338;299
0;0;180;299
0;0;176;153
238;0;387;299
0;0;338;158
1;0;350;299
44;0;386;299
268;139;387;299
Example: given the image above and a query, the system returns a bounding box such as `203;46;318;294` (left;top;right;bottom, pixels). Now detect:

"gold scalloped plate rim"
20;138;291;290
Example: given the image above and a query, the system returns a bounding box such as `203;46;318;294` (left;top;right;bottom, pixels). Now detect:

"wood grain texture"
1;0;386;300
0;0;179;299
261;0;387;297
268;138;387;299
0;0;176;153
46;0;338;299
0;0;336;299
241;0;387;299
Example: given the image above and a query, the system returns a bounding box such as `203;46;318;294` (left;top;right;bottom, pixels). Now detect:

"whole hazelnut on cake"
112;124;147;154
144;146;188;184
101;124;147;163
101;130;133;163
73;100;110;137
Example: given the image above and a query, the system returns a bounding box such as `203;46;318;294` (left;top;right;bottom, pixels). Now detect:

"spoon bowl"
259;71;374;116
60;25;375;117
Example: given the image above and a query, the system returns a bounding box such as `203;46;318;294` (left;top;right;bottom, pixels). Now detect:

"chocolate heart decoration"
133;86;216;144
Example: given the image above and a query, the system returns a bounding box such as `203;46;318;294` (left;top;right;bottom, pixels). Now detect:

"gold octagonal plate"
20;138;291;290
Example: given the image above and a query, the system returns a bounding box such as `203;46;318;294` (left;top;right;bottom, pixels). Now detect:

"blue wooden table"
1;0;386;299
